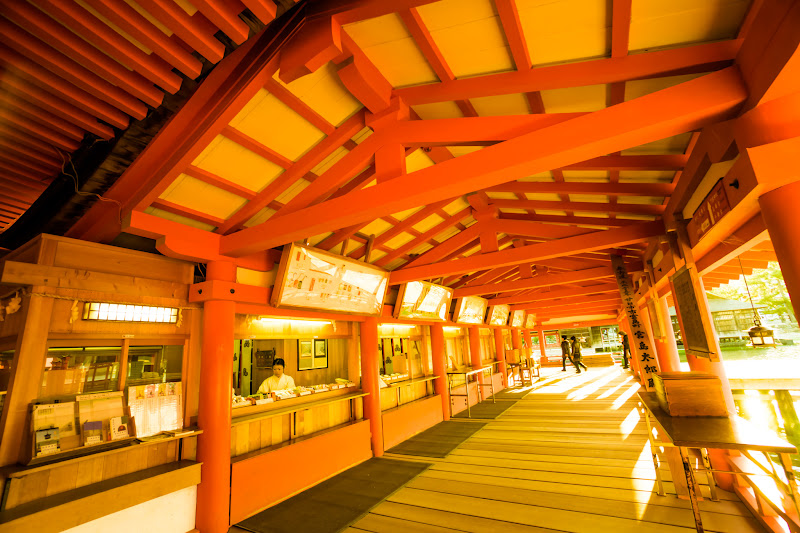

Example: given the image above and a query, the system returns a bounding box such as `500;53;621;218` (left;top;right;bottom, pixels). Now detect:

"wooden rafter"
222;67;746;256
394;40;741;105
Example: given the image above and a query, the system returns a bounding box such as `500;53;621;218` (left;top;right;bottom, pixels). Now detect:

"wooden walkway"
347;367;764;533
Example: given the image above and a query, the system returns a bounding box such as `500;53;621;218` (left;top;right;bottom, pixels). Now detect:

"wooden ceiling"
3;0;788;326
0;0;285;232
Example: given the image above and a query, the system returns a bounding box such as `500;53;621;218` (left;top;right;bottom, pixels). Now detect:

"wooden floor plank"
406;476;762;532
417;469;751;516
302;368;761;533
387;487;697;533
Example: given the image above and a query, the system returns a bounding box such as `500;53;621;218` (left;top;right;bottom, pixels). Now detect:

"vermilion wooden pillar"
760;180;800;324
510;328;521;351
619;318;643;382
522;329;532;356
359;317;383;456
537;329;547;364
196;261;235;533
656;295;682;372
493;328;507;381
468;326;486;397
641;299;680;373
430;323;450;421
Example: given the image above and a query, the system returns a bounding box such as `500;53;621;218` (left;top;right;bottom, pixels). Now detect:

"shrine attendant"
256;358;295;394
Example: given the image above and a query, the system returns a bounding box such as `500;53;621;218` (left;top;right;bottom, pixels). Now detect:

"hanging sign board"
486;304;510;326
611;255;661;391
272;243;389;315
453;296;488;324
394;281;453;321
510;310;525;328
686;179;731;244
670;266;719;361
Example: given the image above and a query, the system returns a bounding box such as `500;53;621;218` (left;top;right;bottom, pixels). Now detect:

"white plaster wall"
61;486;196;533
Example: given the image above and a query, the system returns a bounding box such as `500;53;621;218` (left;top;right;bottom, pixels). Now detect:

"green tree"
709;262;796;324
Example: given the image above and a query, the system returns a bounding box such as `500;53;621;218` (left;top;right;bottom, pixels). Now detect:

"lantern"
748;318;776;348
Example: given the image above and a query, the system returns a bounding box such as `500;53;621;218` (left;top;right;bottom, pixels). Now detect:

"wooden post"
359;317;383;456
493;328;506;382
759;180;800;326
775;390;800;452
0;290;55;466
467;326;485;398
537;329;547;365
430;323;450;421
195;261;235;533
656;295;682;372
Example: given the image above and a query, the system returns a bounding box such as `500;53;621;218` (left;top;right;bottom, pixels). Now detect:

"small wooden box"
653;372;728;417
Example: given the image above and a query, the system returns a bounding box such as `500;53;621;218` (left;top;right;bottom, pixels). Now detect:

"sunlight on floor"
619;407;642;440
567;368;620;401
612;381;642;411
597;374;635;399
634;443;659;520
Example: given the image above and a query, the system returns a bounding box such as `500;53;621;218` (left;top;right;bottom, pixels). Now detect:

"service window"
126;345;184;387
40;347;121;399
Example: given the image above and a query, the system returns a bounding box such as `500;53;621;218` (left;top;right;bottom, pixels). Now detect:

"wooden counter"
230;388;366;458
0;429;201;510
380;375;437;411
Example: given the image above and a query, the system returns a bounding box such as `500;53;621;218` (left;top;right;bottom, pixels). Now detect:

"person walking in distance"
570;336;588;373
560;335;571;372
619;332;630;369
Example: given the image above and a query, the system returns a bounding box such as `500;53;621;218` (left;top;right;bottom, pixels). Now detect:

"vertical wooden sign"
611;255;660;391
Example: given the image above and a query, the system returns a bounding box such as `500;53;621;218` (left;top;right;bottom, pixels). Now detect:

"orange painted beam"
151;199;226;228
81;0;203;78
611;0;632;58
265;78;336;136
241;0;277;24
223;68;745;256
220;110;366;233
373;207;473;268
455;266;613;298
190;0;251;44
736;0;800;110
388;222;664;284
486;182;674;197
492;220;594;240
395;40;740;104
492;283;619;306
498;212;636;227
185;166;257;200
222;125;293;169
346;199;452;259
0;46;130;128
0;18;149;118
68;9;307;244
278;17;342;84
404;223;482;268
122;210;272;271
490;199;665;216
386;114;586;145
516;295;623;313
337;34;393;113
560;154;688;171
692;213;769;276
135;0;225;62
540;308;619;320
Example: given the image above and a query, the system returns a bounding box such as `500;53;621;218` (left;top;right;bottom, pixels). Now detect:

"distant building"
669;294;766;344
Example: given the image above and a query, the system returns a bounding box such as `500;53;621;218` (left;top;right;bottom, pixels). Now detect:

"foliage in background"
710;262;796;323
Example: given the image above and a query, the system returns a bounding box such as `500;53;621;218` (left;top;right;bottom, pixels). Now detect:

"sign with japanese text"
611;255;660;391
272;243;389;315
686;179;731;244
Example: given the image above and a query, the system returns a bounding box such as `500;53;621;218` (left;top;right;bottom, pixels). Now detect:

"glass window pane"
126;345;183;388
40;347;121;399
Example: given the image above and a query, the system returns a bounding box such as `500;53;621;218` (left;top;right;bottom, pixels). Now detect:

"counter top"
232;390;367;427
381;375;439;389
638;391;796;453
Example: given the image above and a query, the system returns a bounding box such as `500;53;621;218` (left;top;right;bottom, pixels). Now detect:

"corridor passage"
349;367;762;533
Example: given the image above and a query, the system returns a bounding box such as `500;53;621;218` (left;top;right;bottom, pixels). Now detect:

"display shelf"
231;391;367;427
0;429;202;478
381;375;438;389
